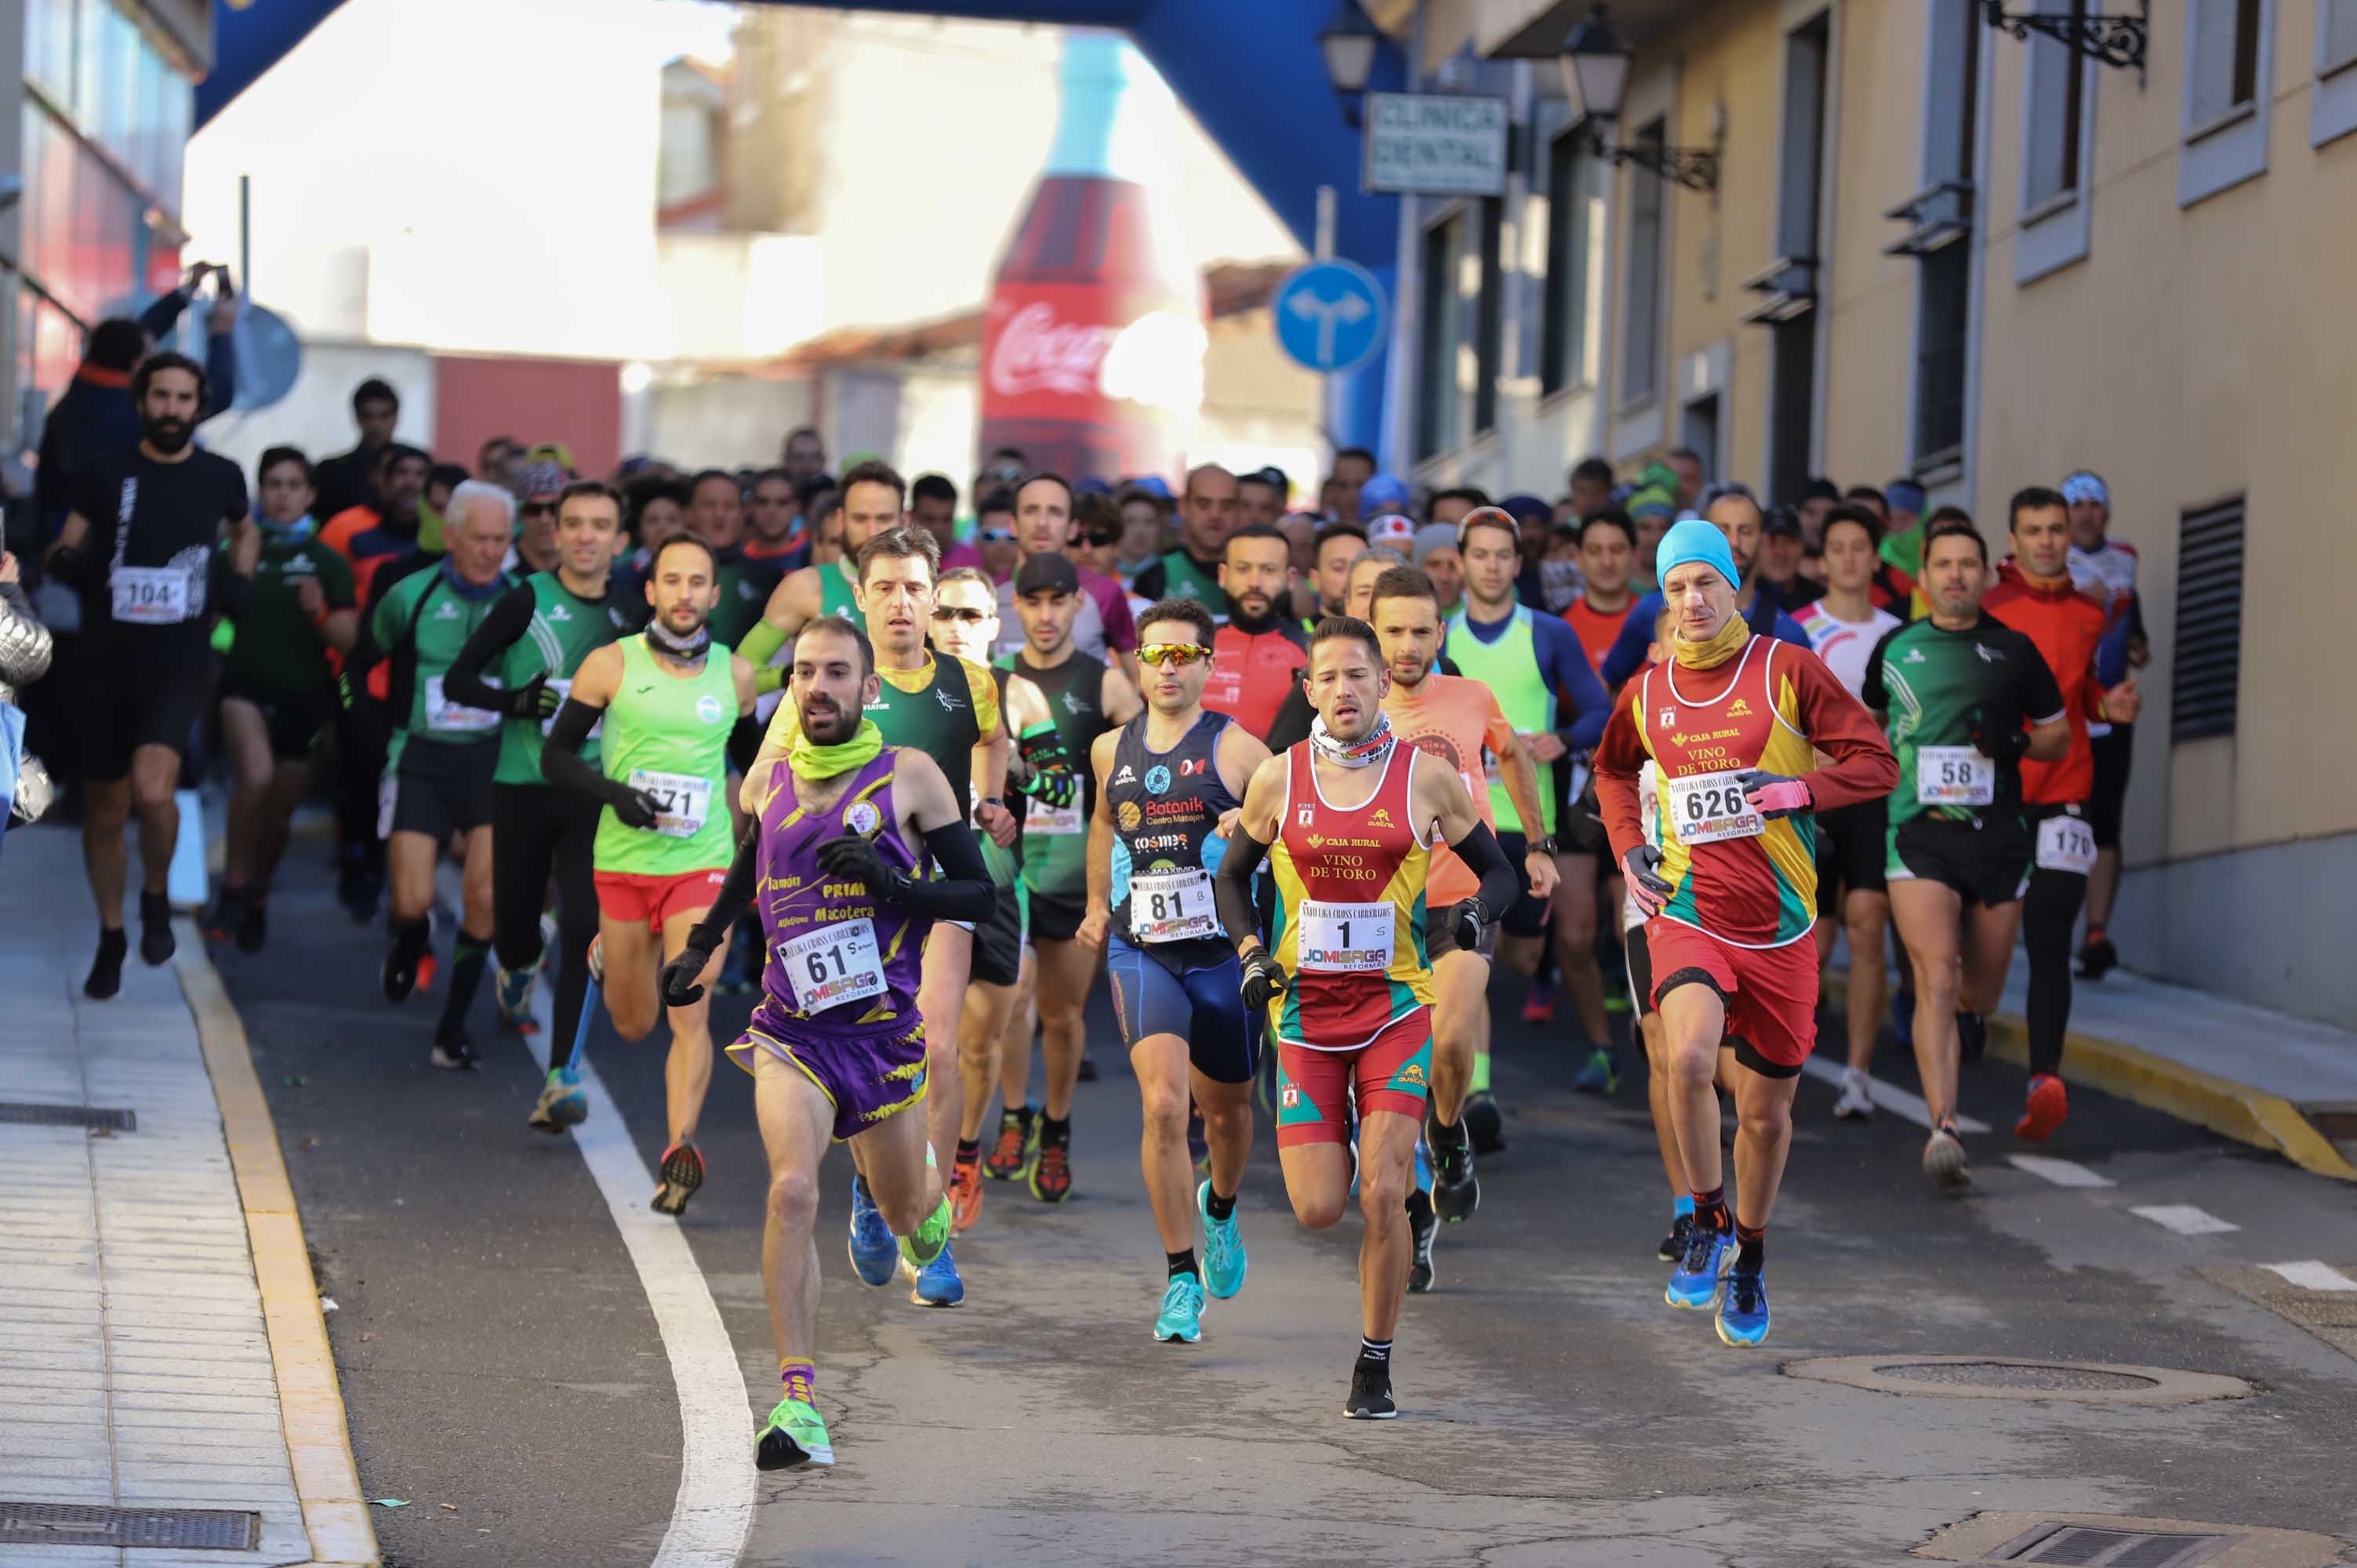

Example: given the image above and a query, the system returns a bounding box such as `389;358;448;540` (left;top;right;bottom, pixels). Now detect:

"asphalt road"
212;837;2357;1568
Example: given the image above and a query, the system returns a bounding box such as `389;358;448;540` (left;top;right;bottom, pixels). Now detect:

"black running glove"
660;924;723;1008
1240;947;1289;1011
611;787;663;830
502;673;560;722
815;833;910;904
1624;845;1674;916
1446;897;1489;953
1968;706;2032;763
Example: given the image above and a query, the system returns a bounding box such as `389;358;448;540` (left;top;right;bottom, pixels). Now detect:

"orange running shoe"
1520;985;1553;1025
949;1151;984;1234
1029;1139;1073;1204
2015;1073;2068;1142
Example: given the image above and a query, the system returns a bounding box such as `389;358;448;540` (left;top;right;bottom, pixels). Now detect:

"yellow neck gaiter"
790;718;884;781
1671;616;1749;670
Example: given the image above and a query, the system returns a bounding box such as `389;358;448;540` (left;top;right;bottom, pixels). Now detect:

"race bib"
538;677;600;740
1297;901;1396;973
2036;813;2097;874
1916;745;1995;807
1128;867;1217;943
1665;770;1764;846
109;565;191;625
424;675;500;733
1027;796;1084;837
778;918;887;1014
630;768;711;838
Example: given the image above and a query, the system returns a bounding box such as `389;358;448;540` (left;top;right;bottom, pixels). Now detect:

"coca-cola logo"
988;303;1208;412
990;304;1120;399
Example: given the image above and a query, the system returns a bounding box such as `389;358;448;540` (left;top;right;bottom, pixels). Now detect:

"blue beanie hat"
1655;517;1740;593
1358;473;1412;516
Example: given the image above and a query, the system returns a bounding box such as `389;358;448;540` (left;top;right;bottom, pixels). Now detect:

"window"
1912;245;1970;470
2327;0;2357;67
1540;129;1604;396
2314;0;2357;145
2171;499;2246;742
2189;0;2265;125
1416;204;1501;457
1619;118;1667;408
1775;16;1830;264
1417;219;1460;461
1473;199;1502;435
2025;0;2089;210
1905;0;1979;472
2181;0;2275;202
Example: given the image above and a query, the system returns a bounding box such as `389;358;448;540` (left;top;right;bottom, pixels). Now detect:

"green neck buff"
791;717;884;781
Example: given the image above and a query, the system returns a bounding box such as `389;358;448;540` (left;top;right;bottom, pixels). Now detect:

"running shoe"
85;929;127;1001
1406;1189;1438;1294
755;1396;833;1471
2077;935;2118;982
430;1030;481;1072
383;942;422;1004
1956;1009;1987;1062
1153;1272;1206;1344
1029;1138;1073;1204
1345;1356;1396;1420
414;951;438;995
204;886;250;944
1716;1268;1770;1347
1923;1126;1971;1193
901;1232;964;1308
234;898;268;955
2015;1073;2069;1143
1520;982;1555;1025
1427;1114;1478;1224
652;1142;705;1216
1665;1221;1733;1310
1891;988;1916;1051
1462;1090;1505;1156
948;1150;984;1235
1197;1180;1247;1299
846;1174;898;1286
1658;1211;1696;1264
585;931;605;985
1571;1047;1621;1096
138;891;175;967
1832;1068;1876;1121
982;1107;1037;1181
492;961;541;1036
1076;1052;1098;1083
898;1194;953;1270
527;1067;588;1134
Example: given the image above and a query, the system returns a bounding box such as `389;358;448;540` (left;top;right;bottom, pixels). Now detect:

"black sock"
1693;1185;1731;1234
390;916;430;966
1204;1189;1236;1221
1734;1222;1765;1273
438;933;492;1036
1041;1114;1070;1146
95;927;128;953
1357;1337;1392;1365
1167;1249;1197;1279
956;1138;980;1163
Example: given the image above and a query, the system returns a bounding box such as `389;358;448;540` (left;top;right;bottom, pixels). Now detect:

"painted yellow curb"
176;924;383;1568
1825;971;2357;1183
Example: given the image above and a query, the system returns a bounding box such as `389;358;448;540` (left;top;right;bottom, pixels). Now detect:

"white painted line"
1800;1056;1991;1134
2259;1260;2357;1293
2006;1153;2116;1189
2130;1204;2239;1236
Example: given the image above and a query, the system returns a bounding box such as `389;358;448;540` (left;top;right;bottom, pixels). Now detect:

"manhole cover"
1883;1360;2158;1392
1984;1522;2235;1565
0;1502;259;1549
0;1102;136;1131
1917;1511;2344;1568
1784;1355;2253;1405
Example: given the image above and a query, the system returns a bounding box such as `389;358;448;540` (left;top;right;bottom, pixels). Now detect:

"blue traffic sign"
1273;260;1387;376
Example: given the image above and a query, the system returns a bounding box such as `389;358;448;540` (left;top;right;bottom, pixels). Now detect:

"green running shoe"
1153;1271;1206;1343
1197;1180;1247;1298
897;1194;953;1271
755;1396;833;1470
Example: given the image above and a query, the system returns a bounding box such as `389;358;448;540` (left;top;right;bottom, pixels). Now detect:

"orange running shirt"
1383;672;1515;906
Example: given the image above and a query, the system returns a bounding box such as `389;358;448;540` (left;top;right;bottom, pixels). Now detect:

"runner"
745;527;1016;1305
345;483;521;1065
1445;507;1612;1127
1201;523;1309;738
1792;505;1904;1121
1298;521;1367;631
1984;487;2141;1142
542;533;758;1212
661;614;990;1469
2057;470;2145;981
1563;508;1636;677
1131;463;1238;612
1865;515;2069;1190
1594;520;1896;1346
990;473;1140;669
1367;565;1556;1250
1215;615;1524;1417
45;353;257;994
207;447;357;952
735;459;910;676
442;478;639;1131
1004;553;1141;1203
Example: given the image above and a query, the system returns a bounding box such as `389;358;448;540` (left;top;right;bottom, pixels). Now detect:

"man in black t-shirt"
45;353;256;998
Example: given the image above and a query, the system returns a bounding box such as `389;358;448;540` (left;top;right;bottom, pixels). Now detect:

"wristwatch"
1529;836;1559;857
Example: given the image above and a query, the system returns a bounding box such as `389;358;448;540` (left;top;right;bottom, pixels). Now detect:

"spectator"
1794;476;1843;546
1567;456;1615;521
0;549;57;869
910;473;979;572
1666;445;1708;511
1326;446;1377;522
782;425;828;484
314;379;402;521
1238;467;1287;531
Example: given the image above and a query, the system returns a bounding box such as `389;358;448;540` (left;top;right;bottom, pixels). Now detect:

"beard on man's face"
143;416;193;454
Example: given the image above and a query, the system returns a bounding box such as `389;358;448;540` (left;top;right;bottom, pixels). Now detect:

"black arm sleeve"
1215;828;1273;951
688;826;762;939
1447;819;1524;921
210;551;255;623
894;822;997;924
443;585;536;710
540;697;625;804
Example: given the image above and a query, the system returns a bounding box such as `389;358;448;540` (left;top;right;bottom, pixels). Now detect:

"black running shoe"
1345;1357;1396;1420
1658;1211;1697;1264
85;928;128;1000
429;1030;481;1071
235;899;267;955
383;943;421;1004
204;887;249;944
1427;1114;1478;1223
1462;1090;1505;1156
138;891;175;967
2077;936;2118;981
1076;1052;1099;1083
652;1142;705;1217
1406;1189;1437;1294
1956;1010;1987;1063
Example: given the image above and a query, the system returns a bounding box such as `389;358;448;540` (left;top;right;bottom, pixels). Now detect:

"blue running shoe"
1665;1221;1732;1310
903;1238;964;1307
846;1174;898;1287
1716;1268;1769;1346
1153;1271;1205;1343
1197;1180;1247;1299
1571;1047;1621;1095
525;1066;587;1134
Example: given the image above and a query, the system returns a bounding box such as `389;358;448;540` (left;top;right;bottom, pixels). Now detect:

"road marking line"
2259;1260;2357;1292
1800;1057;1990;1134
2007;1153;2116;1189
2130;1204;2239;1236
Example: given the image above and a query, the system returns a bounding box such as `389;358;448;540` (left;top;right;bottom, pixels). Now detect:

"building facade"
1387;0;2355;1027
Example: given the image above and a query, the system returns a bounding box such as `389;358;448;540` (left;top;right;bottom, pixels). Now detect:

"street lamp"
1560;6;1721;194
1318;0;1381;128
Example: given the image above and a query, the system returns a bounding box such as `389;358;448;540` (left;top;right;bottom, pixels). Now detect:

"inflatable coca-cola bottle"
976;31;1208;484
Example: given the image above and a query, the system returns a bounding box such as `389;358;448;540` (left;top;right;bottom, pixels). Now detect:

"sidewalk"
0;823;376;1566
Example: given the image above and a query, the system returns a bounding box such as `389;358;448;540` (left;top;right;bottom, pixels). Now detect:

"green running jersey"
496;574;633;785
371;566;520;766
594;635;739;875
1862;614;2063;830
223;533;354;700
1009;652;1109;901
1444;605;1556;833
709;552;782;652
819;559;860;620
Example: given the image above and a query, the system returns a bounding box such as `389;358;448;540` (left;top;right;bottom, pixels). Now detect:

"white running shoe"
1832;1069;1875;1121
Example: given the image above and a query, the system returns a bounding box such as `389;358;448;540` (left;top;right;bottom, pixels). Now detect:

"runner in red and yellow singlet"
1215;615;1524;1421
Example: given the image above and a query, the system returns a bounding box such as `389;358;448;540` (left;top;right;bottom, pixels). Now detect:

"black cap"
1014;553;1080;596
1763;509;1803;539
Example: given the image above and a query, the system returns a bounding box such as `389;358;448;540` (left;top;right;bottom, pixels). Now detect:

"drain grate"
0;1101;136;1132
0;1501;260;1548
1883;1360;2157;1393
1985;1522;2236;1566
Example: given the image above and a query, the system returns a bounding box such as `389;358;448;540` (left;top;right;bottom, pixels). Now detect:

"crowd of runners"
6;351;2155;1467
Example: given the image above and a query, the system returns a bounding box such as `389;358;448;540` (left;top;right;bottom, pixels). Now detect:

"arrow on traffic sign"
1286;289;1375;368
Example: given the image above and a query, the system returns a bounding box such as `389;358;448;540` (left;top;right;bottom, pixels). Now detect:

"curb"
175;920;383;1568
1822;971;2357;1184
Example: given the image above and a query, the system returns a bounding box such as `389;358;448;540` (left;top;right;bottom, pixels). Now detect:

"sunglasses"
978;527;1015;543
1136;641;1210;667
521;501;557;517
931;606;990;624
1083;531;1120;550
